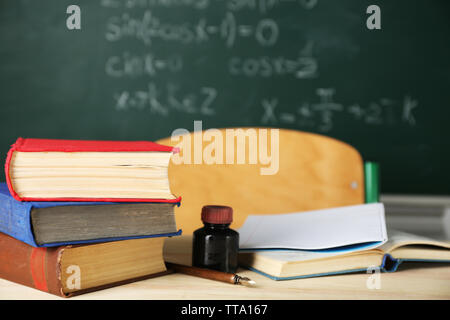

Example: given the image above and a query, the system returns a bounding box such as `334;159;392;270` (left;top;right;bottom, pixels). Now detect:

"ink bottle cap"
201;205;233;224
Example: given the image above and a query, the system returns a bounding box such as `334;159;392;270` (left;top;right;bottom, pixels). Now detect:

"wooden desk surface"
0;236;449;300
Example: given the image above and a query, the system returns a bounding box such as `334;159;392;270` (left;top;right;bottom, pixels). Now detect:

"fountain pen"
165;262;256;286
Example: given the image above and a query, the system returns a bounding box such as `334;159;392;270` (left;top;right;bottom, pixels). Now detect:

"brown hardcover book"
0;232;171;297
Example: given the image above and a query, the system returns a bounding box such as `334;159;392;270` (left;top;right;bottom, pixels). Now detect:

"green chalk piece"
364;162;380;203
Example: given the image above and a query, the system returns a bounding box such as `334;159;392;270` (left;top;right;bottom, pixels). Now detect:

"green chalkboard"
1;0;449;195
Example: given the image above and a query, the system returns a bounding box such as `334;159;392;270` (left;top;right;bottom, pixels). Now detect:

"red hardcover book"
5;138;181;202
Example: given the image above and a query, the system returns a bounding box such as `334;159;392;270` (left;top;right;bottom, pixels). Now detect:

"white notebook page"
238;203;387;250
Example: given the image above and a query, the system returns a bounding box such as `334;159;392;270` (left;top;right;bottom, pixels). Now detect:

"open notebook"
238;203;450;280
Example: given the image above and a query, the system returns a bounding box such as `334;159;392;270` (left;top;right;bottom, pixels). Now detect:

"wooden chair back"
157;128;364;234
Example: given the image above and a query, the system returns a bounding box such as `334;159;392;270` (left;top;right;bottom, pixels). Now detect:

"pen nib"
237;276;256;286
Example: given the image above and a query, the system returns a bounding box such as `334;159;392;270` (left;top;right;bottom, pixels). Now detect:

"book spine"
0;232;66;297
0;189;38;247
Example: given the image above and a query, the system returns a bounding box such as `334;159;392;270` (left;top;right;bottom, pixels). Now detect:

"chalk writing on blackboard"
105;52;182;78
114;83;218;116
228;41;317;79
101;1;419;133
260;88;418;132
105;11;280;48
101;0;319;13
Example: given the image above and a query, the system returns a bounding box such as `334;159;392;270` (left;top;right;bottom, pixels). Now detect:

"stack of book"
0;138;181;297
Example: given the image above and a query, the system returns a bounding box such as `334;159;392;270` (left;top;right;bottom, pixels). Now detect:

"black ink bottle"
192;205;239;273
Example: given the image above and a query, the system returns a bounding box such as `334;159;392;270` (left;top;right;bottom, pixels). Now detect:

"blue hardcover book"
237;204;450;280
0;183;181;247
